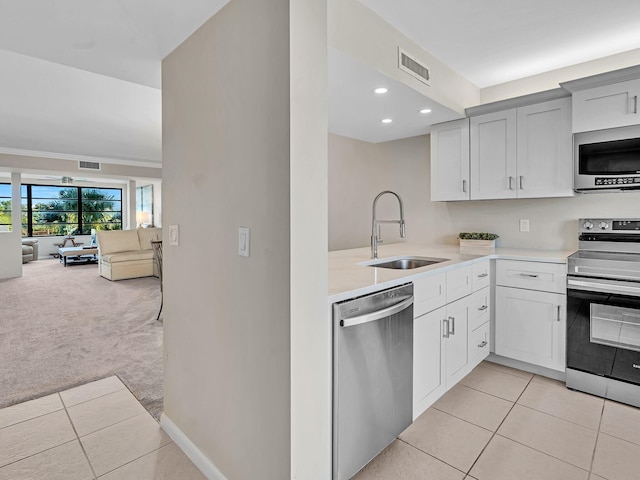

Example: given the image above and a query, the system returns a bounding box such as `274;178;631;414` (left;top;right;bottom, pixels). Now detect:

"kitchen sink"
364;256;449;270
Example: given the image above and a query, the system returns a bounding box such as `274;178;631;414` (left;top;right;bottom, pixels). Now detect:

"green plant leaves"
458;232;499;240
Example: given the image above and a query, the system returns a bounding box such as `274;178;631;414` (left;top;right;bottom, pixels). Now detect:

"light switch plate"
169;224;179;246
238;227;250;257
519;219;530;232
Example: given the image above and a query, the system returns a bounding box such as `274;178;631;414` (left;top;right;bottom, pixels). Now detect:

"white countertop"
328;243;574;303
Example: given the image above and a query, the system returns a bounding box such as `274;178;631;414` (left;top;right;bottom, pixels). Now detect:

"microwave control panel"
595;176;640;186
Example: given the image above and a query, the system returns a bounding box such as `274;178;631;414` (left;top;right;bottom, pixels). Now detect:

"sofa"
96;228;162;280
22;239;39;263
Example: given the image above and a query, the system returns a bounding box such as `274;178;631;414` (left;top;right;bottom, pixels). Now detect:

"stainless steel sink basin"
365;256;449;270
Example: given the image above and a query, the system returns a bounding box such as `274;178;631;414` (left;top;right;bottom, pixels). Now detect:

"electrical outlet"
519;219;530;232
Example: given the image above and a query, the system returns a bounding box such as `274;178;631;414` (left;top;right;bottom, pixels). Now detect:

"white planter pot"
459;239;496;253
459;239;495;248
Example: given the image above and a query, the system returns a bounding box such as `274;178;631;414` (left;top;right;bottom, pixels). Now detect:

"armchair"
22;239;39;264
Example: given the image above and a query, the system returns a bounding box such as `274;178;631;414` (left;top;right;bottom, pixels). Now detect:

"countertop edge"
328;246;571;303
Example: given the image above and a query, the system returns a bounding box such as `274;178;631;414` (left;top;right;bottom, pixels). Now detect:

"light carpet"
0;258;163;419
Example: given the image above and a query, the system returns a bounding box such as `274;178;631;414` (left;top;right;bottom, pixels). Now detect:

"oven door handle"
568;278;640;297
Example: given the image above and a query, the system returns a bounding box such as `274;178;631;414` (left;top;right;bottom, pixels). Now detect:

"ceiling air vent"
78;160;101;171
398;47;430;86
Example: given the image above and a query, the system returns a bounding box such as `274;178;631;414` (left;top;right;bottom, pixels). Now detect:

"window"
0;183;11;232
0;183;123;237
136;184;154;227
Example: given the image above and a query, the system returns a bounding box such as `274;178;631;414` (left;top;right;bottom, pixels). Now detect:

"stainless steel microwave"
574;124;640;192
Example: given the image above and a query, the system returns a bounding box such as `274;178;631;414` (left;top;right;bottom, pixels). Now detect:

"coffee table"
58;246;98;267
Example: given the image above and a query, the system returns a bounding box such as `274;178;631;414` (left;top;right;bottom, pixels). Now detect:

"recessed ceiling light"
381;118;393;124
420;108;432;114
374;87;388;94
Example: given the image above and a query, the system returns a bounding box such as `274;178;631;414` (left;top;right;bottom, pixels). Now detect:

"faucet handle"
377;224;383;243
400;221;406;238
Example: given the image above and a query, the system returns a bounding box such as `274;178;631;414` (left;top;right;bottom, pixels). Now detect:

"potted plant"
458;232;499;250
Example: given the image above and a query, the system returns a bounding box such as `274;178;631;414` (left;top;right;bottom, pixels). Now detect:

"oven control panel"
580;218;640;234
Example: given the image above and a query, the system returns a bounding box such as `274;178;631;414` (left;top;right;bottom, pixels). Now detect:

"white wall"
0;172;22;279
289;0;330;478
328;0;479;116
329;133;432;251
329;133;640;252
162;0;328;479
480;48;640;104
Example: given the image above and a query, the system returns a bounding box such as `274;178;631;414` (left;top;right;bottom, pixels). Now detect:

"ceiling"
0;0;639;165
360;0;640;89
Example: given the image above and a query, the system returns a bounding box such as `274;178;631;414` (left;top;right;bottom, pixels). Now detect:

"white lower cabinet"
495;286;566;371
443;297;470;387
413;306;446;418
413;265;491;419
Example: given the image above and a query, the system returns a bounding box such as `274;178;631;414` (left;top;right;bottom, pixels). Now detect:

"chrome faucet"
371;190;405;259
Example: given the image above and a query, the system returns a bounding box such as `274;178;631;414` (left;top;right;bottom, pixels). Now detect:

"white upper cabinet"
470;109;517;200
571;79;640;133
469;97;572;200
516;98;573;198
430;118;470;201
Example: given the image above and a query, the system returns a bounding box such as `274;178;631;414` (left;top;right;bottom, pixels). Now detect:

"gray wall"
162;0;329;478
329;132;640;252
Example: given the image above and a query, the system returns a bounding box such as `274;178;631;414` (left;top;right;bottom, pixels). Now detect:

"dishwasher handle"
340;295;414;328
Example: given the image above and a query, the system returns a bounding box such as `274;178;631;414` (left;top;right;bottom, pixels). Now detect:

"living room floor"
355;361;640;480
0;376;204;480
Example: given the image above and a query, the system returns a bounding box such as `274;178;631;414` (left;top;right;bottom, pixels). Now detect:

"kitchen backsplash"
329;132;640;252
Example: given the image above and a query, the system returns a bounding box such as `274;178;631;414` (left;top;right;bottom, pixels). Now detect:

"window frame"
0;183;123;237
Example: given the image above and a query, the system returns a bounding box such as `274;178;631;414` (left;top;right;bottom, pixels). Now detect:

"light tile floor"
0;376;205;480
355;360;640;480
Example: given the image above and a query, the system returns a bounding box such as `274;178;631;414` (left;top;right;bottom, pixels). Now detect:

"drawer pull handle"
478;305;488;311
520;273;539;278
448;316;455;335
557;305;561;322
477;273;488;278
478;340;488;348
443;319;450;338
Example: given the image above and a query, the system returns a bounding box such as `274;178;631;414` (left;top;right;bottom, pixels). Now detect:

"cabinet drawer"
468;287;490;332
469;321;490;367
446;265;473;303
472;261;490;291
496;259;566;293
413;273;447;318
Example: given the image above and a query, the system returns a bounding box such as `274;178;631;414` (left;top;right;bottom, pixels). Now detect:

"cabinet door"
444;298;470;387
495;286;566;372
469;321;490;369
413;273;447;318
472;260;491;291
572;79;640;132
446;265;473;303
413;306;447;419
470;109;517;199
468;287;490;332
431;118;470;201
516;98;573;198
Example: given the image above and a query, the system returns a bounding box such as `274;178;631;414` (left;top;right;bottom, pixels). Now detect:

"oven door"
567;277;640;384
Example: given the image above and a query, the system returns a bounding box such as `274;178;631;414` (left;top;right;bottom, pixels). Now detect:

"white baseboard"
160;413;228;480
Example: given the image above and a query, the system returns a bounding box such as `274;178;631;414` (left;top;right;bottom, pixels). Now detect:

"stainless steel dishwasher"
333;283;413;480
